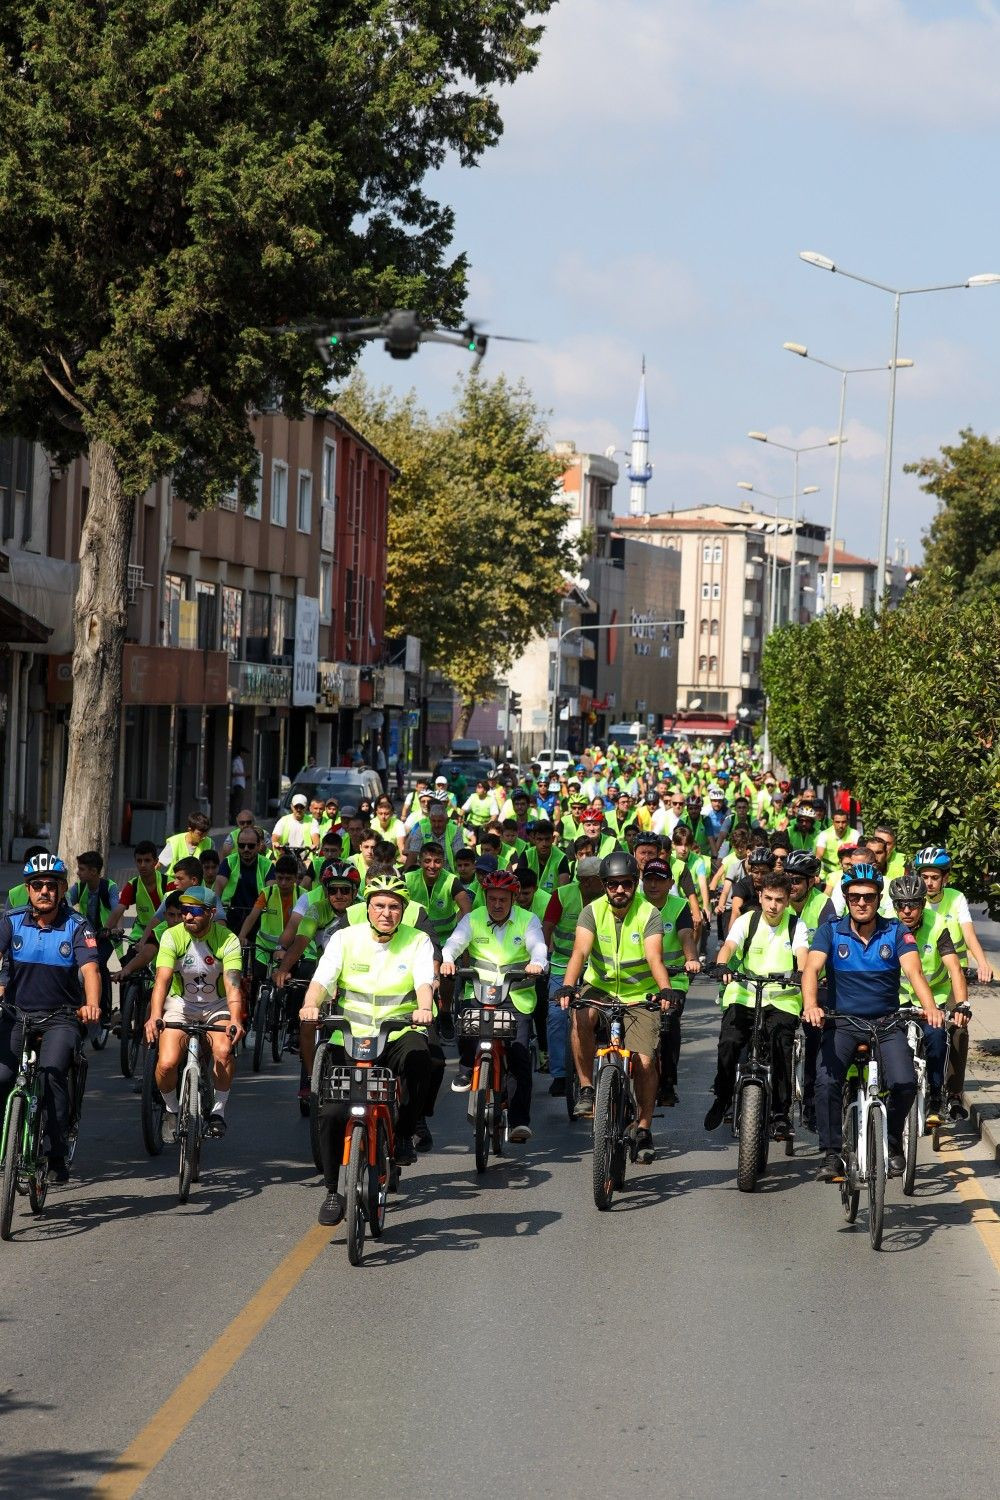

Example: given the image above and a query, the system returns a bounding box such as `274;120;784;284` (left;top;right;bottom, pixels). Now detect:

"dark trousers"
317;1032;444;1190
532;977;548;1053
815;1017;916;1152
915;1015;949;1093
657;993;686;1087
947;1022;969;1096
0;1014;80;1159
458;1012;533;1126
712;1003;798;1118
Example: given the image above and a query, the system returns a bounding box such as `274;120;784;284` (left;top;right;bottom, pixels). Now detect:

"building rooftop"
819;545;876;569
614;514;733;533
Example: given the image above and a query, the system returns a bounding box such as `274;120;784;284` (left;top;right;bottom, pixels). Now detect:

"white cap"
291;793;308;808
434;775;448;785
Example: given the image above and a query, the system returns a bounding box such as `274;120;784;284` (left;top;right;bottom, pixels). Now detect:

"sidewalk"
957;909;1000;1158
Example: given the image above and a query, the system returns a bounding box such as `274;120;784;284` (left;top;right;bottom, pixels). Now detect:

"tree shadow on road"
0;1442;125;1499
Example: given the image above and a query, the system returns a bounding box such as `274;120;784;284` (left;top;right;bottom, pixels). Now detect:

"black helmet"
889;872;927;906
747;847;776;869
599;851;639;884
784;851;819;878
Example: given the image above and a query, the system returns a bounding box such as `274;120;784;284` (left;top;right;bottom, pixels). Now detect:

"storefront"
227;660;293;815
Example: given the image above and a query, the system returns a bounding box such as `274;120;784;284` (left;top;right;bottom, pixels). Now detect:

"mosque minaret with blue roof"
627;358;652;517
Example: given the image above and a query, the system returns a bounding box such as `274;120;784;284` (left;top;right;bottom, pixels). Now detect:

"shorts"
581;988;660;1060
162;996;231;1027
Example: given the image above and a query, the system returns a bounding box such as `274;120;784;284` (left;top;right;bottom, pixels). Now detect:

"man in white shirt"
272;794;320;854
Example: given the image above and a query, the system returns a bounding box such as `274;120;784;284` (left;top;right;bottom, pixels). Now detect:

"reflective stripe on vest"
465;905;537;1015
335;923;426;1041
526;846;565;893
583;894;657;1002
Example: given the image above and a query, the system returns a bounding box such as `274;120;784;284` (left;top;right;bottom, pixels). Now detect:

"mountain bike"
714;968;802;1194
318;1011;427;1266
155;1019;237;1204
831;1013;903;1251
252;971;308;1073
0;1006;87;1240
901;1000;972;1187
118;965;152;1079
452;966;532;1175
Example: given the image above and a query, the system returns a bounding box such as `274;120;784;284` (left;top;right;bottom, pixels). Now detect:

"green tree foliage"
0;0;553;854
905;428;1000;597
762;597;1000;912
336;373;580;723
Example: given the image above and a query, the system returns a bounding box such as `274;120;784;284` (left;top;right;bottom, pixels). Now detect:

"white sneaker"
161;1110;178;1145
508;1124;532;1143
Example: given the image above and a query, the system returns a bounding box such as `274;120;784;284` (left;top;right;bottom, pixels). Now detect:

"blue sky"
357;0;1000;564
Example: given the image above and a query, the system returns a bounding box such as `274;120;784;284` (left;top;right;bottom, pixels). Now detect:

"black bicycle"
0;1005;87;1239
118;965;152;1079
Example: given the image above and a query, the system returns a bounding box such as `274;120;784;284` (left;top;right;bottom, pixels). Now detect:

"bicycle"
252;971;308;1073
711;967;802;1193
317;1010;426;1266
0;1005;87;1240
88;927;120;1051
118;964;152;1079
792;1026;806;1128
567;991;671;1212
901;1000;972;1190
829;1013;903;1251
152;1019;237;1204
452;966;532;1175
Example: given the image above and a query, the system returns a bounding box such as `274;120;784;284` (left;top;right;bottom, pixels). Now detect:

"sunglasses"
846;892;877;904
28;878;60;892
604;879;636;891
895;899;923;910
181;905;211;918
237;841;257;851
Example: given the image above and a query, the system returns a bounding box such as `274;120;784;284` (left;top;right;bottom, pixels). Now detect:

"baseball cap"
575;857;602;879
642;859;672;880
179;885;215;909
291;793;307;808
474;853;499;875
434;775;448;786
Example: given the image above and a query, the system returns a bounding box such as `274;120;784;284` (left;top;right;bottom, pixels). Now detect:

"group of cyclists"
0;732;992;1230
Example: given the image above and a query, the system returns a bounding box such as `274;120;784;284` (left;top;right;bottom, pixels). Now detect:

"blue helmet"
841;862;883;893
23;852;67;880
914;845;950;870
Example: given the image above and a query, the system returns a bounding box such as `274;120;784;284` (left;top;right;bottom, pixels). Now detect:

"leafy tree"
0;0;553;857
905;428;1000;597
336;372;579;728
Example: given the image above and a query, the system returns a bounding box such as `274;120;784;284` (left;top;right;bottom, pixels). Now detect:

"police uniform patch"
59;941;72;958
837;943;849;959
879;943;892;960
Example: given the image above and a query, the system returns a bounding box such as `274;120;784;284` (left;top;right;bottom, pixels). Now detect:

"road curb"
962;1075;1000;1160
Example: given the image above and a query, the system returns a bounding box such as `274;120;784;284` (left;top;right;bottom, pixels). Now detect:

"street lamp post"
551;616;686;753
734;482;818;633
748;431;844;626
783;342;914;612
798;252;1000;606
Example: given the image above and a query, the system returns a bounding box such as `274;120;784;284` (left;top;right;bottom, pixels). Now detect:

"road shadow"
0;1443;127;1499
355;1206;563;1265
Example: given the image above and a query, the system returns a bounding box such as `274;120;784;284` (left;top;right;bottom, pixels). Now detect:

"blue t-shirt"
0;903;99;1014
703;809;732;843
809;914;917;1018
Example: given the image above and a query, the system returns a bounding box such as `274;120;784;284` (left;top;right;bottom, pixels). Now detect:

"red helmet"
481;869;521;894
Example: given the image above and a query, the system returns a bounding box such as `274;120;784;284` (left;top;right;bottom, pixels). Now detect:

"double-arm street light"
747;431;845;627
782;343;914;612
733;481;819;632
799;252;1000;606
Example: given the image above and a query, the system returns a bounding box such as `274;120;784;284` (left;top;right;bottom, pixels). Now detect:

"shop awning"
0;549;78;653
0;591;52;645
671;717;737;737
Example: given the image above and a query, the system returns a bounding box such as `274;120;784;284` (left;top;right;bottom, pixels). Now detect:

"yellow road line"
91;1224;331;1499
939;1136;1000;1278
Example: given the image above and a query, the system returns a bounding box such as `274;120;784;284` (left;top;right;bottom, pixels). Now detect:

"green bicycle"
0;1005;87;1240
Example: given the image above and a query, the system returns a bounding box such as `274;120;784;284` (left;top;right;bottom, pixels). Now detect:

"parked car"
450;738;483;759
533;748;574;775
432;757;496;789
274;766;383;822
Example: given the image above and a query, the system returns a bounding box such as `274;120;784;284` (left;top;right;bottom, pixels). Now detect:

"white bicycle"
833;1013;903;1251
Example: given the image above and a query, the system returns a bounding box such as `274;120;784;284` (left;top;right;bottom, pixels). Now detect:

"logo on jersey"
879;943;892;960
59;941;72;958
11;936;22;952
837;943;849;959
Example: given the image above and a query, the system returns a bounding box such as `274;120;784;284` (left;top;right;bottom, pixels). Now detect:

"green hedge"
761;597;1000;913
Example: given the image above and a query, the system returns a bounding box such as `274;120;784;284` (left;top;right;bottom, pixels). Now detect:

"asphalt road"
3;982;1000;1499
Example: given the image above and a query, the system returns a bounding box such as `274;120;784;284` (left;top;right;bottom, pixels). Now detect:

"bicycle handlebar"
568;995;664;1013
1;1002;84;1028
157;1020;238;1037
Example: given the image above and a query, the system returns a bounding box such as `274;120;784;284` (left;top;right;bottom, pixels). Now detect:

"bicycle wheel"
28;1099;49;1215
867;1108;886;1250
0;1094;24;1240
491;1057;506;1157
565;1065;580;1123
119;980;143;1078
736;1084;765;1194
252;989;269;1072
177;1070;198;1204
65;1052;87;1166
270;992;287;1064
792;1032;805;1126
592;1065;622;1211
840;1092;860;1224
140;1044;165;1156
345;1124;367;1266
368;1120;390;1238
474;1066;491;1174
901;1096;919;1196
309;1042;333;1172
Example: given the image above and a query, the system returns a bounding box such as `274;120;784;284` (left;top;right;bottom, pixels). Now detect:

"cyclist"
299;874;438;1226
785;850;834;1131
272;793;320;855
461;778;502;832
727;845;775;930
215;825;272;937
107;841;167;951
813;807;859;888
542;856;603;1098
220;809;259;859
558;851;674;1159
640;857;701;1107
68;851;121;1032
913;847;994;985
0;854;101;1181
440;869;547;1137
114;892;184;983
522;820;571;893
801;863;942;1183
159;811;212;877
890;871;968;1124
371;794;408;859
144;885;244;1141
704;871;808;1137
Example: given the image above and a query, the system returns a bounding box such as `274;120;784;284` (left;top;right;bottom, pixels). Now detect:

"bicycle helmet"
599;851;639;884
841;862;884;893
747;847;776;869
480;869;521;894
23;851;66;879
364;873;407;902
889;872;927;905
320;859;360;888
914;845;951;870
784;851;820;878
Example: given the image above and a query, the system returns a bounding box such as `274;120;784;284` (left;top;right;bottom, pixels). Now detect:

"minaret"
627;357;653;516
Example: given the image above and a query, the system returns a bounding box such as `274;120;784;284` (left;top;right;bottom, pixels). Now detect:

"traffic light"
509;692;521;716
675;610;685;640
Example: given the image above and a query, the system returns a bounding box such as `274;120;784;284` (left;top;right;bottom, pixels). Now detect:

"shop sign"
383;666;405;707
317;660;343;712
292;596;320;707
228;660;292;707
340;663;360;708
426;697;453;724
370;668;385;709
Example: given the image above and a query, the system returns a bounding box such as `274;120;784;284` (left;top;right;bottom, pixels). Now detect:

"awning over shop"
0;550;77;654
0;591;51;645
671;717;737;738
48;645;229;706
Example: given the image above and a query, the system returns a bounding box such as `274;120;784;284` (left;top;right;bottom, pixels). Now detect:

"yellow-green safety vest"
333;922;429;1043
583;893;658;1003
900;908;953;1007
163;831;212;877
404;869;460;945
656;892;691;994
723;909;801;1016
464;904;538;1015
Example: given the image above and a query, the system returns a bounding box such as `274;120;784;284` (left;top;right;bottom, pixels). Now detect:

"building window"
713;543;723;563
221;586;243;660
297;470;312;533
245;452;262;520
712;581;720;600
195;581;217;651
219;479;238;512
699;617;708;636
701;582;710;600
709;655;718;672
162;573;185;647
245;590;270;663
270;595;294;663
698;654;708;671
702;542;712;563
271;461;288;527
710;618;719;637
322;441;337;507
742;653;750;674
319;559;333;624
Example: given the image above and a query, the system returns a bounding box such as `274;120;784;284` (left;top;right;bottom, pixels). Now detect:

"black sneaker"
926;1092;943;1126
414;1118;433;1153
634;1127;655;1164
771;1113;792;1141
318;1191;345;1227
394;1136;417;1167
438;1012;456;1043
450;1070;472;1093
205;1114;227;1139
704;1097;728;1131
548;1076;566;1097
888;1150;905;1178
816;1150;844;1183
48;1156;70;1184
949;1094;969;1121
574;1085;596;1119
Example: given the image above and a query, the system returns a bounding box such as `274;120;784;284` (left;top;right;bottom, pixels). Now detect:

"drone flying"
267;309;530;370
